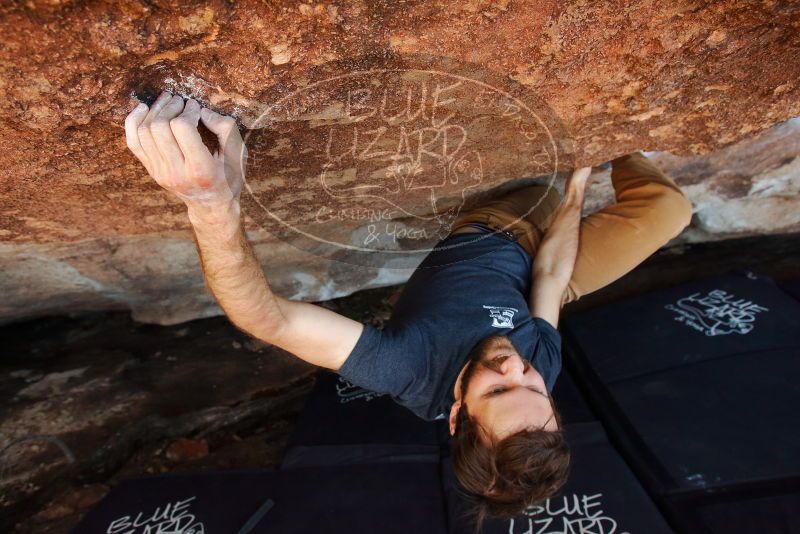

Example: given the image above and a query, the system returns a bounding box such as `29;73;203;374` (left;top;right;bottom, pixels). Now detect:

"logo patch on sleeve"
483;305;519;328
335;377;384;403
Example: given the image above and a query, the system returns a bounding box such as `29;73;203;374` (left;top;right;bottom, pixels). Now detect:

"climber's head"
448;335;570;524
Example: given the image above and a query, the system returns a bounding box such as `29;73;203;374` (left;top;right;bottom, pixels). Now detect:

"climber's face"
450;335;557;440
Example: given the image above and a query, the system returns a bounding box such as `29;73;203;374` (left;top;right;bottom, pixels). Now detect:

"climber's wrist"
186;199;242;229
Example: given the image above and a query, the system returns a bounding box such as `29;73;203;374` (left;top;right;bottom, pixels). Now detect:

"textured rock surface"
1;0;799;324
2;119;799;325
0;312;316;532
0;286;394;533
654;118;800;240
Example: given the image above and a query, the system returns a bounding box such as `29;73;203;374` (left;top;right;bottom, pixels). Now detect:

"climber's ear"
449;400;462;436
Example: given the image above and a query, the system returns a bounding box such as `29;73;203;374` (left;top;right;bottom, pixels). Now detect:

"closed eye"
483;385;543;398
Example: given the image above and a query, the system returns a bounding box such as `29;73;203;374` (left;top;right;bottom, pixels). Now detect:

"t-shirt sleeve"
337;323;422;397
531;317;563;391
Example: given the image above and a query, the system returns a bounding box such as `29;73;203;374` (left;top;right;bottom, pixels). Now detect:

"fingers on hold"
199;107;215;122
158;95;186;119
124;103;148;150
125;127;143;153
125;102;148;126
144;90;175;123
150;97;185;150
150;116;177;143
177;99;201;124
168;117;201;151
151;96;185;134
171;102;200;133
199;108;244;163
126;136;147;158
169;116;191;133
170;107;212;162
136;122;161;164
137;122;152;138
200;108;237;134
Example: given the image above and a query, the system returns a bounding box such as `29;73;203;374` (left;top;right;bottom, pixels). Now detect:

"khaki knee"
650;186;693;241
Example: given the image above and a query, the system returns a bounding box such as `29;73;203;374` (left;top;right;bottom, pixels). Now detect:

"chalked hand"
124;91;247;220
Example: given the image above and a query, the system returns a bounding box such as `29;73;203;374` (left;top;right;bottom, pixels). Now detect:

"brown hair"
451;387;570;528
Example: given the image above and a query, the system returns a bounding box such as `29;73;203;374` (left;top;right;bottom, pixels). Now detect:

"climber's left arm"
528;167;590;327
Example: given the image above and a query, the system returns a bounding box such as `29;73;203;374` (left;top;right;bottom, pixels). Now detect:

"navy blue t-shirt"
338;225;563;421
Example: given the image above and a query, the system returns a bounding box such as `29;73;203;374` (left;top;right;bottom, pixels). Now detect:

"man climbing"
125;91;693;520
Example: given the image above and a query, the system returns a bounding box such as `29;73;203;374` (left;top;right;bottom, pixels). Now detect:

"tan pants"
450;153;693;304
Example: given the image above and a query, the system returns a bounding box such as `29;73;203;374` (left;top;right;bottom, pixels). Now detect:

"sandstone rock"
0;312;315;530
28;484;109;526
30;503;74;522
2;118;798;325
655;118;800;241
72;484;110;510
165;437;209;463
0;1;798;324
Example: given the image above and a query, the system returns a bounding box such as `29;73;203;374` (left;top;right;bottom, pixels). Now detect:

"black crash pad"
605;347;800;494
74;463;448;534
562;272;800;533
281;370;442;468
550;367;597;426
564;272;800;383
778;277;800;303
679;489;800;534
441;422;673;534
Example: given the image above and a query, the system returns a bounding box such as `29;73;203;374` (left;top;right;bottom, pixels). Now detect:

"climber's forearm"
188;201;287;342
529;168;590;326
529;276;565;328
528;194;582;327
531;184;584;284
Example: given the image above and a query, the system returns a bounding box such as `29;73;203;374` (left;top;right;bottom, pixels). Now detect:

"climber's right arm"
188;203;364;370
124;91;363;371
